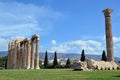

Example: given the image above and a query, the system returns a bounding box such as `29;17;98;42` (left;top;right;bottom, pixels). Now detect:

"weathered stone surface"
87;59;119;70
7;34;40;69
103;8;114;61
72;61;92;71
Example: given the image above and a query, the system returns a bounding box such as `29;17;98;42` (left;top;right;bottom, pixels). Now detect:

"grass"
0;69;120;80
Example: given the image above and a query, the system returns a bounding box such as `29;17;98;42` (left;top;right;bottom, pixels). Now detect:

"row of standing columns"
7;34;40;69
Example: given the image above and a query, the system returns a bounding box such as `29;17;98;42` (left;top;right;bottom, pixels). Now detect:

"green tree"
65;58;71;68
44;51;49;68
101;50;107;61
80;49;86;61
53;51;58;68
0;56;7;69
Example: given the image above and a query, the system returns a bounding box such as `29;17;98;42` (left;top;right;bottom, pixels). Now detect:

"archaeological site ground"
0;69;120;80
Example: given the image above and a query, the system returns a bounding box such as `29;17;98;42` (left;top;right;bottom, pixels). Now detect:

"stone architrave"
102;8;114;61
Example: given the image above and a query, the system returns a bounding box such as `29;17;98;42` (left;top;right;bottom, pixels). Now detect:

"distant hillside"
0;51;7;57
0;51;120;62
40;53;120;62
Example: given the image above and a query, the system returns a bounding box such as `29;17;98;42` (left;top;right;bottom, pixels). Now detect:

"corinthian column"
11;42;14;69
13;40;17;69
20;42;23;69
23;42;27;69
17;42;21;69
102;8;114;61
30;40;34;69
35;37;40;69
26;39;31;69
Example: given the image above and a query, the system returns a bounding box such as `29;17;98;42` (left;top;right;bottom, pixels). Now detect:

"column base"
30;67;34;69
35;66;40;69
26;66;30;69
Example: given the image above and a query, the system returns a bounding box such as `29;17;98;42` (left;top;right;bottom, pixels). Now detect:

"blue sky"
0;0;120;57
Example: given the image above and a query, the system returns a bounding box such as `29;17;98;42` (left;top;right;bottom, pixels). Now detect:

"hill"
0;51;120;62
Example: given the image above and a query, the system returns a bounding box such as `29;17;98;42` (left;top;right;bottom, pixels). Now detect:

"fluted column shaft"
20;43;23;69
11;43;14;69
17;43;21;69
103;8;114;61
13;41;17;69
23;42;27;69
26;40;31;69
30;41;34;69
35;37;40;69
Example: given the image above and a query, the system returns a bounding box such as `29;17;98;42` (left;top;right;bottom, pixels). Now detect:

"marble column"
11;42;14;69
13;41;17;69
35;37;40;69
30;40;34;69
26;39;31;69
9;43;12;69
102;8;114;61
23;42;27;69
17;42;20;69
20;42;23;69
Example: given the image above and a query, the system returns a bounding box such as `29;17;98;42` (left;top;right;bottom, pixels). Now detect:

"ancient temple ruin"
7;34;40;69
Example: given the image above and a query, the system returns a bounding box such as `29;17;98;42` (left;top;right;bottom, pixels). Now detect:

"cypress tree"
44;51;49;68
53;51;58;68
65;58;71;68
101;50;107;61
80;49;86;61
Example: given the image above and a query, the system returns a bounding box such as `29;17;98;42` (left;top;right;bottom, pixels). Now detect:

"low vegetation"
0;56;7;69
0;69;120;80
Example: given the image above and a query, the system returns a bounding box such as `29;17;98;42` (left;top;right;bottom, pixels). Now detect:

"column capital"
32;34;39;40
102;8;113;17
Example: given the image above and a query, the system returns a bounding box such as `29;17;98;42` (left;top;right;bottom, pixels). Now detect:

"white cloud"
51;40;56;45
0;36;26;51
0;2;63;51
113;37;120;42
0;38;9;51
49;44;70;53
47;38;120;57
0;2;63;38
47;40;105;54
103;36;120;43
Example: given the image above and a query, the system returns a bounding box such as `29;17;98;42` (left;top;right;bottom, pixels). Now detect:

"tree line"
0;50;112;69
43;49;108;69
43;51;71;69
0;56;7;69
